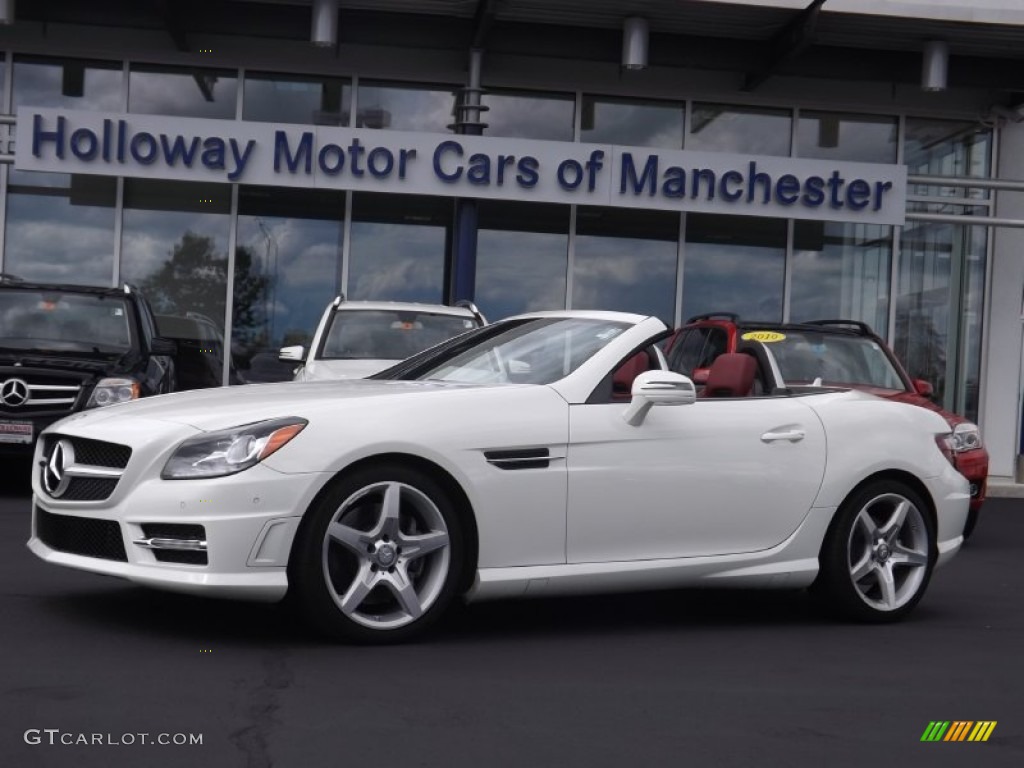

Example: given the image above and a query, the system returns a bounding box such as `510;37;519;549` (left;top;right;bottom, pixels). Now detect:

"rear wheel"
815;480;935;622
289;464;464;643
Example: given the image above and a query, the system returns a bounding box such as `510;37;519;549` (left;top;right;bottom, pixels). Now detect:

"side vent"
484;448;550;470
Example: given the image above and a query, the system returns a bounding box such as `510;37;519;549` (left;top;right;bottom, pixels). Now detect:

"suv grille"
40;436;131;502
0;372;84;415
35;507;127;561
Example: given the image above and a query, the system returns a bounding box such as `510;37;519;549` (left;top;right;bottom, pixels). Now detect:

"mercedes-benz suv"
0;278;176;451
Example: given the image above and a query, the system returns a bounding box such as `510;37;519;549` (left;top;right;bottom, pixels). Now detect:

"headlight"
161;417;308;480
87;377;140;408
951;422;982;453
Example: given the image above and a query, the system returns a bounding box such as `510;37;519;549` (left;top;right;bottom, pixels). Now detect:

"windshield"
763;331;906;391
383;317;630;385
321;309;478;361
0;290;133;353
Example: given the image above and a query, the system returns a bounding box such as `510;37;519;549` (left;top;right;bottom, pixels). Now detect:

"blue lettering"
201;138;226;170
516;156;539;188
496;155;515;185
776;174;800;205
228;139;255;181
102;120;112;162
802;176;825;206
32;114;65;159
433;140;464;182
367;147;394;178
846;179;871;210
662;166;686;198
130;132;158;165
467;153;491;185
557;158;583;190
398;148;416;179
692;168;716;201
318;143;345;175
828;171;845;208
747;161;771;204
274;131;313;174
586;150;604;192
70;128;98;161
621;153;657;196
348;138;366;177
159;134;200;168
720;170;743;201
873;180;893;211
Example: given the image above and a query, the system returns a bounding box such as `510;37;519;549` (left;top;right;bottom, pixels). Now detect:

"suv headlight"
951;422;982;453
162;417;308;479
87;377;140;408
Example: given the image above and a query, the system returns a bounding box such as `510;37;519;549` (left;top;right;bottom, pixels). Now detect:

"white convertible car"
28;311;969;642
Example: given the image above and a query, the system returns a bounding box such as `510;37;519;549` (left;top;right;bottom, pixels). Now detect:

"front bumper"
926;461;971;567
28;463;329;601
954;447;989;513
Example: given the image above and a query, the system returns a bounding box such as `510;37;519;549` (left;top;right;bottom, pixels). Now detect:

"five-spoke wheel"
815;480;935;622
290;465;464;642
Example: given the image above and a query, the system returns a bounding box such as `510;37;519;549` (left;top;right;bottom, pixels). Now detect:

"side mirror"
913;379;934;397
623;370;697;426
692;367;710;385
151;337;177;356
279;345;305;363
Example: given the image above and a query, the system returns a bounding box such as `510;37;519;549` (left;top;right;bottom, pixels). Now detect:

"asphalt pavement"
1;457;1022;768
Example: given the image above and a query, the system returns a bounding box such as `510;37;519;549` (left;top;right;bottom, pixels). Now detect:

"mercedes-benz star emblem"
43;439;76;498
0;378;29;407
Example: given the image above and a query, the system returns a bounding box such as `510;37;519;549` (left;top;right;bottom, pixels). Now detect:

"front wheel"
289;464;464;643
814;480;935;622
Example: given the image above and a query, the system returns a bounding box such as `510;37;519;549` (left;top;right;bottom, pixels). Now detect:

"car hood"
867;389;969;427
299;358;394;381
65;379;487;432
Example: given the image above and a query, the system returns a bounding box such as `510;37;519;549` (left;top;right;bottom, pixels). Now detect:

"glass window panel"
120;180;230;354
4;172;117;285
895;219;987;418
791;221;892;336
476;201;569;320
682;214;786;321
796;111;897;163
689;104;792;156
356;82;455;132
233;187;346;383
579;96;684;148
348;193;451;302
13;56;123;112
483;90;574;142
244;72;351;126
905;118;992;200
129;64;237;119
573;206;679;324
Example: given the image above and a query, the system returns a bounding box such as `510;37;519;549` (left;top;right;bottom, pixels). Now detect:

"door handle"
761;429;805;443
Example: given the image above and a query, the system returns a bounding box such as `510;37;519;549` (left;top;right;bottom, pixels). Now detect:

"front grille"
153;550;208;565
61;477;120;501
36;507;127;561
44;435;131;469
141;523;206;540
0;371;84;415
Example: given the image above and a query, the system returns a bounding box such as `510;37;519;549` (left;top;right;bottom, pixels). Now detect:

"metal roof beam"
470;0;497;49
743;0;827;92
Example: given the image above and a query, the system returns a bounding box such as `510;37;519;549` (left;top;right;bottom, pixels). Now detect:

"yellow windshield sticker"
741;331;786;343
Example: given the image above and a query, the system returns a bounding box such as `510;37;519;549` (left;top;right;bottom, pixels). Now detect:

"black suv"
0;278;176;451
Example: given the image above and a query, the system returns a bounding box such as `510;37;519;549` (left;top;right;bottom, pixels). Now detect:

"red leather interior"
702;353;757;398
612;352;650;399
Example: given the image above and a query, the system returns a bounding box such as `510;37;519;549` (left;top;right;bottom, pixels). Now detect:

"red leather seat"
612;352;650;400
702;353;757;398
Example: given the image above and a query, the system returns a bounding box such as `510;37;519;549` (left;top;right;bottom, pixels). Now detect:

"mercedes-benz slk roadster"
29;311;969;642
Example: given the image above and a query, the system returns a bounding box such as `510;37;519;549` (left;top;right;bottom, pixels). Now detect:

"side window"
668;330;706;376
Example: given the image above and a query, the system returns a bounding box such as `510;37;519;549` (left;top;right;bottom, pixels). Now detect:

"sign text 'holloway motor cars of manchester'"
16;108;907;225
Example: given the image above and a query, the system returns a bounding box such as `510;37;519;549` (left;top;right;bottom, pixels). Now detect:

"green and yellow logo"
921;721;997;742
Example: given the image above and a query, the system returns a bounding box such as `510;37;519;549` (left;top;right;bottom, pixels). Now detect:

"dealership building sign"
17;108;907;225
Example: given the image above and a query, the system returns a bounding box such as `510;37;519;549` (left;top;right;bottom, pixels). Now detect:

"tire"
962;508;979;541
289;464;465;643
813;480;936;622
